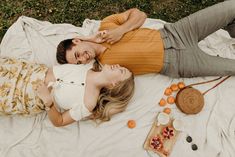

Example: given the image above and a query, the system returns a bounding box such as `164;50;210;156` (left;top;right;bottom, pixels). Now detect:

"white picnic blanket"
0;16;235;157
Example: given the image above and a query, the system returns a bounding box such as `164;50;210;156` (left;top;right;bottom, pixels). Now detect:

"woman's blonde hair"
89;60;135;123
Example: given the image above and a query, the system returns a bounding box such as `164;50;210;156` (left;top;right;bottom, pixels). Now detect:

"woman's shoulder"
53;61;94;77
54;63;92;70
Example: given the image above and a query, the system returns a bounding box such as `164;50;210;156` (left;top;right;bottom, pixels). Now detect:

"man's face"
66;39;96;64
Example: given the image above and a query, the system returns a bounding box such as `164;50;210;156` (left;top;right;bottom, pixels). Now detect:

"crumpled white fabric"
0;16;88;68
0;16;235;157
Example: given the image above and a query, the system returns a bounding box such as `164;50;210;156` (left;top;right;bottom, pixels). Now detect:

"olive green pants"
159;0;235;78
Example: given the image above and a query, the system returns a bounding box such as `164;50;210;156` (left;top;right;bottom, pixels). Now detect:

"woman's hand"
35;81;53;107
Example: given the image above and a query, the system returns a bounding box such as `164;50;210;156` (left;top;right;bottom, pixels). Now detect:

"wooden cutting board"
143;117;180;157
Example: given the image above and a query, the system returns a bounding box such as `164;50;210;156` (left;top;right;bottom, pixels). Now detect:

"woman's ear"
107;82;117;89
72;38;81;44
111;82;117;88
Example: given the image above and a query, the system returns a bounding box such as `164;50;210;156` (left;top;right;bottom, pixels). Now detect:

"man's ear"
72;38;81;44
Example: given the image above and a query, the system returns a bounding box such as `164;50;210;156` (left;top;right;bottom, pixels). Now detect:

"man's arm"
101;8;147;44
117;8;147;34
76;9;147;44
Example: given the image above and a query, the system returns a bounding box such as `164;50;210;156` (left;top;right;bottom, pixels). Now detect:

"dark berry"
186;136;192;143
192;144;198;151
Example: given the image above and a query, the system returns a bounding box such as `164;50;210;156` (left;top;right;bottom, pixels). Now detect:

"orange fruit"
127;120;136;129
159;98;167;106
167;96;175;104
164;88;172;96
178;82;185;89
163;108;171;114
170;84;179;91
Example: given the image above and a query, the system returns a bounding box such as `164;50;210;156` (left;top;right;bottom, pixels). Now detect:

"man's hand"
98;8;147;44
75;30;107;44
90;30;107;43
101;28;125;44
35;81;53;107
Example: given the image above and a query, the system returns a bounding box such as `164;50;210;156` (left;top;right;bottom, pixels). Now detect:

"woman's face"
101;64;132;86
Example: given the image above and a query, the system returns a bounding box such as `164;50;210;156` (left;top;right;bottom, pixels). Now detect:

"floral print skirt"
0;57;48;116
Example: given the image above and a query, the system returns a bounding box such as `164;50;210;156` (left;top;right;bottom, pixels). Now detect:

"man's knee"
225;23;235;38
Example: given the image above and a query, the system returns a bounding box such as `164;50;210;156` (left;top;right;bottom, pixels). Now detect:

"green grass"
0;0;224;42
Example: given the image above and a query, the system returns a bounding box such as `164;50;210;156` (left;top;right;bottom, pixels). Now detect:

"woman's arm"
46;103;75;127
36;81;75;127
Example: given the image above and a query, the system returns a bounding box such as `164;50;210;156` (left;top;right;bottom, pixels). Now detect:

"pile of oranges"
127;82;186;129
159;82;185;114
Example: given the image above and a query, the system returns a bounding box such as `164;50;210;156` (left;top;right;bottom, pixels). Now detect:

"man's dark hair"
56;39;75;64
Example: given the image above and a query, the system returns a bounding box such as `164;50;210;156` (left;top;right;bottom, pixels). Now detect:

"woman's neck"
86;70;109;88
84;70;104;112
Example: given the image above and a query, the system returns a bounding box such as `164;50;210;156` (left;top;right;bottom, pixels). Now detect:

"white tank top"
50;63;93;121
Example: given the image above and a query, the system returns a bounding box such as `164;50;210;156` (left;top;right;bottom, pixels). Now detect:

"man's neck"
86;42;107;56
95;43;107;56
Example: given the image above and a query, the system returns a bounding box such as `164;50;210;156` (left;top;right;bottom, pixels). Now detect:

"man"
57;1;235;78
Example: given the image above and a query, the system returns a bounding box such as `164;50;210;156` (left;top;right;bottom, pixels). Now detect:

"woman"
0;57;134;127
